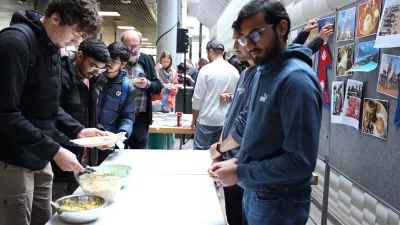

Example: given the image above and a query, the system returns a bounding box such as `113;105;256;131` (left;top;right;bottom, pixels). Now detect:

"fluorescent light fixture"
117;26;136;30
143;46;156;48
98;11;120;16
142;38;149;41
142;42;153;45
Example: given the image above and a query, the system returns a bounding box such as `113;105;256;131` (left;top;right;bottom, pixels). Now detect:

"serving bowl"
54;194;107;224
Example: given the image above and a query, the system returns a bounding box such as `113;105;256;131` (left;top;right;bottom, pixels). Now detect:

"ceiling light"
99;11;121;16
142;38;149;41
143;46;156;48
117;26;136;30
18;0;27;5
121;0;132;3
142;42;153;45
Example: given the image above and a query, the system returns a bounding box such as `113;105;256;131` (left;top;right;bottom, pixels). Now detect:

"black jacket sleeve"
55;107;85;139
0;31;60;160
143;54;163;95
292;30;310;46
306;37;324;55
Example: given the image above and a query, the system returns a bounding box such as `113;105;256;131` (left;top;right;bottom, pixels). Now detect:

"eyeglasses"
85;57;106;73
109;59;122;65
237;24;274;46
128;45;140;51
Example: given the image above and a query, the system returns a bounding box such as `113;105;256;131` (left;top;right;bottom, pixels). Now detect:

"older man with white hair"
121;30;163;149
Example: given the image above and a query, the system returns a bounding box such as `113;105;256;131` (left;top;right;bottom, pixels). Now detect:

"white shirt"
192;58;240;126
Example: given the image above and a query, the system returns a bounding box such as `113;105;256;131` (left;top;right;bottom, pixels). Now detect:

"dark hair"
159;50;173;72
78;39;110;63
45;0;102;38
228;55;242;73
108;42;130;63
235;0;291;41
177;63;185;71
211;49;224;56
231;20;240;32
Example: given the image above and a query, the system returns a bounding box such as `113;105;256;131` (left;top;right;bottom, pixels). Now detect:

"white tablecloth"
46;150;226;225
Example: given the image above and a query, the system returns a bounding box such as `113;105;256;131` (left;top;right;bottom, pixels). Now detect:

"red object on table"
177;112;183;127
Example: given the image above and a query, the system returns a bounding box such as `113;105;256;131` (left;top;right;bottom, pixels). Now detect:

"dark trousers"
243;190;311;225
127;113;149;149
224;185;246;225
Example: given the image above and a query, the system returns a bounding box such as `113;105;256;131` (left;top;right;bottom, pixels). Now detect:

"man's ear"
77;51;84;60
277;20;288;38
51;13;61;26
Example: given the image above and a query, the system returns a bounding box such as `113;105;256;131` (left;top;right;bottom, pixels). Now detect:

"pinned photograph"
377;54;400;98
362;98;388;140
331;81;345;124
349;40;379;72
375;0;400;48
357;0;382;38
306;28;318;45
317;16;336;32
337;7;357;41
336;43;354;76
342;79;363;129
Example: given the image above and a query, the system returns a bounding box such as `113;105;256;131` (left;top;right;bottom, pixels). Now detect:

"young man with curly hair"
0;1;104;224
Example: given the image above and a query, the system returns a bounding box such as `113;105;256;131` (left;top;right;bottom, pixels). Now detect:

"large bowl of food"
74;170;128;203
96;164;132;188
54;194;107;224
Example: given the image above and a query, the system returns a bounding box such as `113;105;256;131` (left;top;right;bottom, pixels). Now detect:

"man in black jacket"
121;30;163;149
52;38;110;200
0;1;105;224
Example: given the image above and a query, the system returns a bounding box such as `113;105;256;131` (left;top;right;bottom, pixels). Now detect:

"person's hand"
212;161;239;186
53;147;84;173
208;158;236;180
152;100;162;106
77;128;106;139
77;128;111;150
220;93;232;102
133;78;148;89
155;63;163;71
304;18;318;32
209;143;222;160
318;24;334;41
185;75;192;80
191;121;196;130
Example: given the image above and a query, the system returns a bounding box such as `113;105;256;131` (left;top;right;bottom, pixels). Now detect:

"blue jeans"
193;122;222;150
243;190;311;225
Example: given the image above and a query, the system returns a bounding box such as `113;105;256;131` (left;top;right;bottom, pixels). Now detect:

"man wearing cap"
191;41;239;150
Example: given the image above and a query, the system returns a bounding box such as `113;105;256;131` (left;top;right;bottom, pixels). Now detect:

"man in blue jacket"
210;0;322;224
97;42;136;164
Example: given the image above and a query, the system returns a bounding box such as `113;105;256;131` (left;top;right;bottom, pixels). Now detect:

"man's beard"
254;31;281;65
129;54;139;64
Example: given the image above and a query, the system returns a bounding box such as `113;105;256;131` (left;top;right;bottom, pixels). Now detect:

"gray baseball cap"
206;40;225;51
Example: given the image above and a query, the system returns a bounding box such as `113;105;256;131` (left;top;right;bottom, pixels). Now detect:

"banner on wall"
317;44;332;110
375;0;400;48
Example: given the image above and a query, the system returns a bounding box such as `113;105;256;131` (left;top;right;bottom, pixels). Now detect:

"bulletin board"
292;0;400;211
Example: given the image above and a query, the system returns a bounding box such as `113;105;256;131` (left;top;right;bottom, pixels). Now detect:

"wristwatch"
216;142;223;155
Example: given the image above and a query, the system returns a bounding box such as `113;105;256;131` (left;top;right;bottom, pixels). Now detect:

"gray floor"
174;138;339;225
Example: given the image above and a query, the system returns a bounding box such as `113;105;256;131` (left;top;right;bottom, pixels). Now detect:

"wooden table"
46;150;227;225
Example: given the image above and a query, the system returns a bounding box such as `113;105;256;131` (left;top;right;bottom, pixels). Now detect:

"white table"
46;150;226;225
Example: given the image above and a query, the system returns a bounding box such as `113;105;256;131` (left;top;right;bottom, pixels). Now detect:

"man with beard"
97;42;136;164
207;20;258;225
52;39;110;199
210;0;322;224
121;30;162;149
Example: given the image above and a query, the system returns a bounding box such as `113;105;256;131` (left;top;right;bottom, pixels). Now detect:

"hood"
10;10;58;52
266;44;313;70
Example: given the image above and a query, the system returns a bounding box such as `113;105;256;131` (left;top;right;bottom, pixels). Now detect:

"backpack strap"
119;79;129;111
1;23;37;67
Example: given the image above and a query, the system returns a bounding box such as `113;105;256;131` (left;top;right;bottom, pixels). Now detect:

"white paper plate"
70;136;116;148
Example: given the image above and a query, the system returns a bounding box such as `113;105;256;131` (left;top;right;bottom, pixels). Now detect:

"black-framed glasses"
237;24;274;46
128;45;140;51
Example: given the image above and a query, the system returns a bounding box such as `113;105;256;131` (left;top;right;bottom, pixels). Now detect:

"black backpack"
0;23;37;68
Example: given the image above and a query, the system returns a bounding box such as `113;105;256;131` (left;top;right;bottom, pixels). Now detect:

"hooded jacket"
0;10;84;170
97;68;136;137
236;44;322;197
